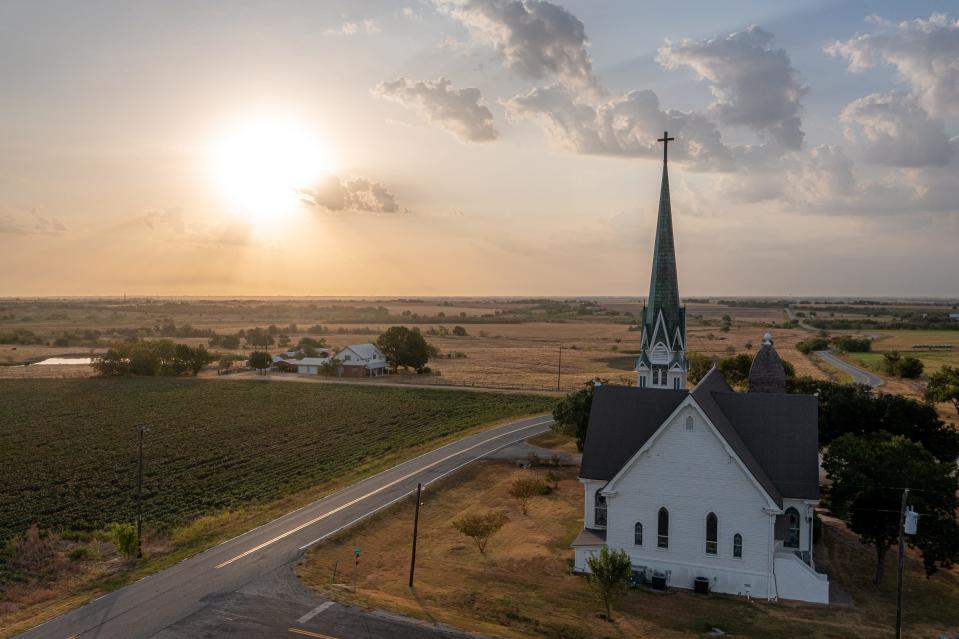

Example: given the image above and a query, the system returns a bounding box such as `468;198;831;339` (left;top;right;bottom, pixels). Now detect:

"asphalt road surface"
815;350;884;387
19;415;553;639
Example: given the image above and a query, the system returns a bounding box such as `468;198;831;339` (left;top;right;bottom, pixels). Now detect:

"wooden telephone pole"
895;488;910;639
556;346;562;391
409;483;422;587
136;425;145;558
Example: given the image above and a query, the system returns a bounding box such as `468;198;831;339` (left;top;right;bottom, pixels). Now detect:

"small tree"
248;350;272;372
586;546;632;621
926;365;959;415
718;353;753;388
452;511;508;554
452;325;468;336
686;351;713;385
509;476;550;515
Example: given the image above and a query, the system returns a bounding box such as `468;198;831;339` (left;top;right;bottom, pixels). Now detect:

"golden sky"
1;2;957;297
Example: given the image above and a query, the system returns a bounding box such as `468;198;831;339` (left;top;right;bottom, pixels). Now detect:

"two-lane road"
815;350;884;387
18;415;553;639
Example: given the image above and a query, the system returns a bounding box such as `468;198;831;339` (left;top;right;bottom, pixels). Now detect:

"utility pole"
895;487;910;639
136;425;145;558
408;483;422;588
556;346;562;391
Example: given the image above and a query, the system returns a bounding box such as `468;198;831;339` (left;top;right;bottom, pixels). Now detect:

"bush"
68;546;90;561
881;352;925;379
452;325;468;336
796;336;831;354
833;336;871;353
107;522;138;558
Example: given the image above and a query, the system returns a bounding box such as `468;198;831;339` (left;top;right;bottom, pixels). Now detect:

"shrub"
796;336;830;354
107;522;138;558
452;325;468;336
833;336;871;353
68;546;90;561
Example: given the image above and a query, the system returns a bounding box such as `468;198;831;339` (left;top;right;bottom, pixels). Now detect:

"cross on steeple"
657;131;675;164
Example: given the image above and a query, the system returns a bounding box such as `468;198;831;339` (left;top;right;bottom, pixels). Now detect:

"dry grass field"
0;298;825;388
298;454;959;639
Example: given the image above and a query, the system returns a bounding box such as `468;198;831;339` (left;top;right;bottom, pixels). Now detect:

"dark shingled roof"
579;385;687;481
712;391;819;501
580;368;820;506
748;338;786;393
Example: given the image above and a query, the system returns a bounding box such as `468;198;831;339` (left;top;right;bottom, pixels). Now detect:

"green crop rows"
0;378;552;541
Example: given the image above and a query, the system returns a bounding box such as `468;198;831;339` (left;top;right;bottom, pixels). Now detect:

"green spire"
644;157;681;329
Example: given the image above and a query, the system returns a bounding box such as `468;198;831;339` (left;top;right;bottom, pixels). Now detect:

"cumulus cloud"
299;173;404;214
502;84;733;171
374;77;498;142
435;0;599;90
0;210;66;235
826;13;959;118
840;91;956;167
657;26;808;149
324;19;381;36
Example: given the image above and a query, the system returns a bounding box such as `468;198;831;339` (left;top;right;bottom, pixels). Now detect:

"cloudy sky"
1;1;957;297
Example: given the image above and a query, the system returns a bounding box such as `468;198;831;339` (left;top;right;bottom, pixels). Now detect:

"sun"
209;114;333;222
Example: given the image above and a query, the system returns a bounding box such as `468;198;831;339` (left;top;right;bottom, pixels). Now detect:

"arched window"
785;508;801;548
685;416;694;431
594;490;607;527
657;507;669;548
733;533;743;558
634;522;643;545
653;369;660;385
785;507;800;548
705;512;718;555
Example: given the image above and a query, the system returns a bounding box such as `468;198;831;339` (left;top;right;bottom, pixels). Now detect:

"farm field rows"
0;378;553;541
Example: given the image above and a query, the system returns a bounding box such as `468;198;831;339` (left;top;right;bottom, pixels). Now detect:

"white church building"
573;132;829;604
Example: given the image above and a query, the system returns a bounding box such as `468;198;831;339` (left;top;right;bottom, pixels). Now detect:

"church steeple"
645;153;681;330
636;131;687;390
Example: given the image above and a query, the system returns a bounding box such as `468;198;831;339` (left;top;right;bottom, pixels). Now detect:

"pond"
32;357;94;366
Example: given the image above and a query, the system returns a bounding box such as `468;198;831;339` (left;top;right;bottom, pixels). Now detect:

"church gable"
603;398;779;510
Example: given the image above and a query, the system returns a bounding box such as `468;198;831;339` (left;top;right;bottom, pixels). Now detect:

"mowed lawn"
0;378;553;541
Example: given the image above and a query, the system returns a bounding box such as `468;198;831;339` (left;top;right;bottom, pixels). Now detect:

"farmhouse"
574;132;828;604
334;343;388;377
272;350;332;374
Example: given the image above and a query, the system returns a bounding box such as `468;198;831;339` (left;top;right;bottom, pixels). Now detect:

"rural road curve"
815;350;884;387
18;415;553;639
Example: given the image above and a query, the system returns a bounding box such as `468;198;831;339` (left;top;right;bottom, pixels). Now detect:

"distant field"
0;379;552;541
0;298;827;387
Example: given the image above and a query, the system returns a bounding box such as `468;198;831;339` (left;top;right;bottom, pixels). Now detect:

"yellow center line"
215;420;550;568
288;628;338;638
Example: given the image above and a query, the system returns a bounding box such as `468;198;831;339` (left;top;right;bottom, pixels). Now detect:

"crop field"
0;378;553;541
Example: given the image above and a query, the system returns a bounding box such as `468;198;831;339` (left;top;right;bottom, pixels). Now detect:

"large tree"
788;377;959;461
552;382;596;451
823;432;959;584
376;326;435;372
248;350;272;372
926;365;959;415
